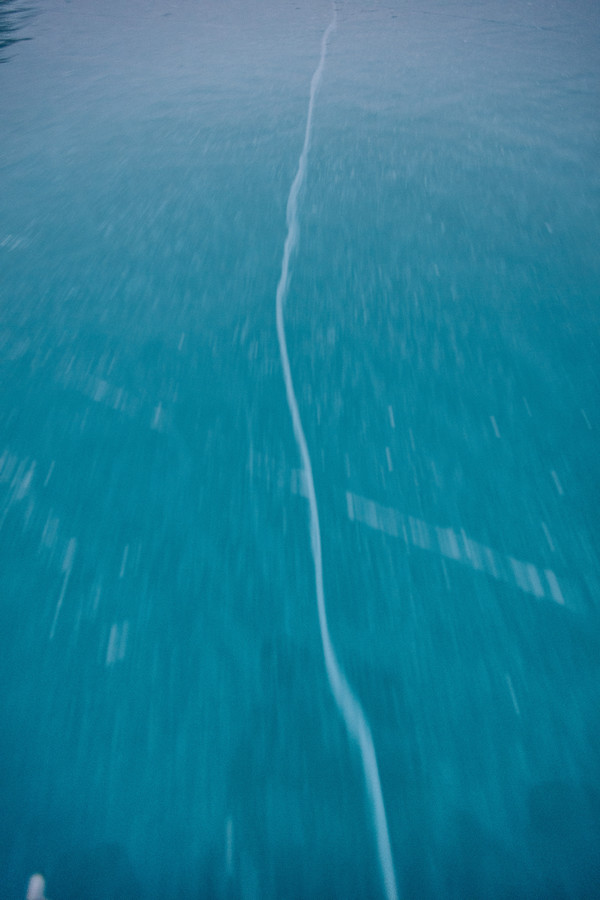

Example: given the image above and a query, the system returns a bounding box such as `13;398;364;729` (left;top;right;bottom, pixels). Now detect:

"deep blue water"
1;1;599;898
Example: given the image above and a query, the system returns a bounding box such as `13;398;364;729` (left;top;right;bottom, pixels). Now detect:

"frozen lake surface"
1;1;599;897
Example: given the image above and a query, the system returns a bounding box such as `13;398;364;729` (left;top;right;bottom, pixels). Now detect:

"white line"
505;674;521;716
551;470;564;496
49;537;77;640
541;521;555;553
275;13;398;900
119;544;129;579
346;491;355;521
44;460;55;487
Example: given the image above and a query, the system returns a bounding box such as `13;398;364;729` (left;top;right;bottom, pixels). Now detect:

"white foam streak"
275;12;398;900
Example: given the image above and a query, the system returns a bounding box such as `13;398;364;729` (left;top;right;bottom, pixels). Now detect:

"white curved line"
274;12;399;900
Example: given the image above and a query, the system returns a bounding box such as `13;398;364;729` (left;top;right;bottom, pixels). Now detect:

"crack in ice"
275;11;398;900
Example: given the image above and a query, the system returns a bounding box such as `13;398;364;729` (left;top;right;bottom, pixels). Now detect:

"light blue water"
1;2;599;898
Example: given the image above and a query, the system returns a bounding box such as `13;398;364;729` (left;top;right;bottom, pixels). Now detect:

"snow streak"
274;12;399;900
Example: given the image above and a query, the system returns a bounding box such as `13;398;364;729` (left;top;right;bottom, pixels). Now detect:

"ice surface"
1;1;599;898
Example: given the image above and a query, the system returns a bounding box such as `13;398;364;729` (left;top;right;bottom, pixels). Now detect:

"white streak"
346;490;355;521
44;460;55;487
106;623;119;665
106;620;129;666
49;537;77;640
551;470;564;496
275;13;398;900
119;544;129;579
41;513;59;551
545;569;565;605
541;521;555;552
151;402;164;431
505;674;520;716
436;526;461;561
15;462;35;500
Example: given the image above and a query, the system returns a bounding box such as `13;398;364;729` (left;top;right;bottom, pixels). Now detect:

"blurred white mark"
461;530;485;571
43;461;55;487
0;450;17;483
436;526;461;561
26;873;47;900
40;513;59;552
505;674;521;716
0;456;33;530
1;233;29;251
106;620;129;666
119;544;129;579
151;402;164;431
581;408;592;430
440;558;451;590
178;332;186;351
23;497;35;530
113;387;124;411
388;405;395;429
509;558;527;588
544;569;565;605
290;468;309;498
385;446;393;472
409;516;431;550
346;491;355;521
490;415;500;438
93;378;109;403
49;537;77;639
523;396;532;417
15;461;35;500
541;522;555;552
483;546;499;579
526;563;544;598
551;470;564;496
10;460;27;491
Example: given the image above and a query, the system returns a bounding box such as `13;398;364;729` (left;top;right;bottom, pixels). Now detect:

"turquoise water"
1;1;599;897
